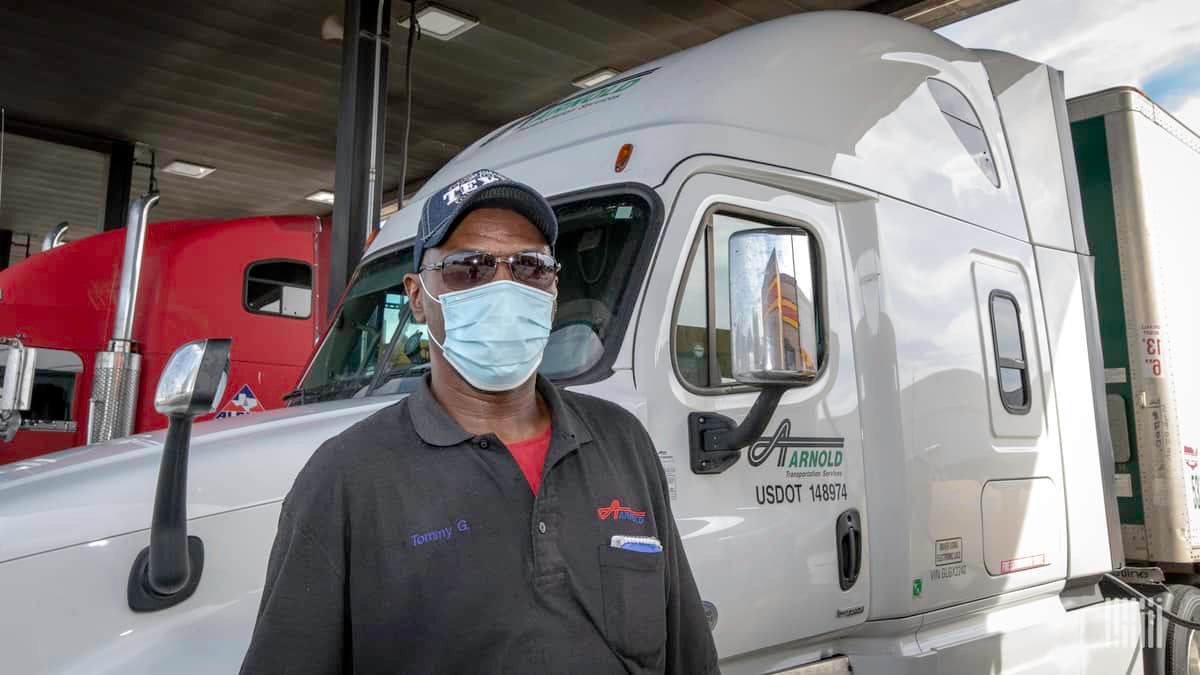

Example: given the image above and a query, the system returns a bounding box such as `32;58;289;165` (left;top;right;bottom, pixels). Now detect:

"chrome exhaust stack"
87;193;159;444
41;221;70;251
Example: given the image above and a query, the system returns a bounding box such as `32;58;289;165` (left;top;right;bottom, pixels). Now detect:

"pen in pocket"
610;535;662;553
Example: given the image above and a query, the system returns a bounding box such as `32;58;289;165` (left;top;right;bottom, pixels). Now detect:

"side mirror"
728;228;820;384
154;339;231;417
127;338;231;612
0;339;37;443
687;227;822;475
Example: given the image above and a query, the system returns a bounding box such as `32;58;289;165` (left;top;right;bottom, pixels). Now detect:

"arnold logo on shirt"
597;499;646;525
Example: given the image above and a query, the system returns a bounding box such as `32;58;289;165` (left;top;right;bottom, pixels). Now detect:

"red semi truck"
0;194;331;463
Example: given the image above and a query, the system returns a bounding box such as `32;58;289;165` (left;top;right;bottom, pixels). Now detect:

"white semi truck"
1;10;1198;674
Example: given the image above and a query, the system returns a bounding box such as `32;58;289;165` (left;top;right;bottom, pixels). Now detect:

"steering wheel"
553;298;612;336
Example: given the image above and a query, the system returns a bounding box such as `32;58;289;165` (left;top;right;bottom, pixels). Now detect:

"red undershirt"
506;426;553;495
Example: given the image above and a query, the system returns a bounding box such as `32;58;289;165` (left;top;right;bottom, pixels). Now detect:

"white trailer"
1068;87;1200;672
1;10;1180;674
1069;88;1200;565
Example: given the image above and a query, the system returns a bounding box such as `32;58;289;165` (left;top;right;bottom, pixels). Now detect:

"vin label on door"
935;537;963;566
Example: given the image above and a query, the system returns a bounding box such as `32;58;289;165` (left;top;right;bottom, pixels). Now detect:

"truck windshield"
288;192;653;404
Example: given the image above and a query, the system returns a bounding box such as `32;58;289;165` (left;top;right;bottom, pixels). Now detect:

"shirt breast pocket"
597;545;667;665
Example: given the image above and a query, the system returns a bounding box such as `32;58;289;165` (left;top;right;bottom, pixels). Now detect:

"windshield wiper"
282;379;369;406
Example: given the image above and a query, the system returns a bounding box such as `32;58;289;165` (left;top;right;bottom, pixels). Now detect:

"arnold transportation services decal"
216;384;265;419
482;68;659;146
749;419;847;506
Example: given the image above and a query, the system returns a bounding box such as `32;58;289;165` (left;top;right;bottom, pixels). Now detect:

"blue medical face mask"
420;277;555;392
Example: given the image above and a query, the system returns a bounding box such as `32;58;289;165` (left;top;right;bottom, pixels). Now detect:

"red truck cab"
0;212;330;463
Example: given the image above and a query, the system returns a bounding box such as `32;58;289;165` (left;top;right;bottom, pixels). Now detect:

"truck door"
634;172;869;660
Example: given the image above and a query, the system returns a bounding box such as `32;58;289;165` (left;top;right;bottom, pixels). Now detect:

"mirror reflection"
729;228;819;384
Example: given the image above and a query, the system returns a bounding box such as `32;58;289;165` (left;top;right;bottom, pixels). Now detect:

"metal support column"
103;141;135;231
0;230;12;271
328;0;391;316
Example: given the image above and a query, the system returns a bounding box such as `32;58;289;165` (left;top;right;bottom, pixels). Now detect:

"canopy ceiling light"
162;160;216;179
572;68;621;89
320;15;344;42
398;4;478;41
305;190;336;205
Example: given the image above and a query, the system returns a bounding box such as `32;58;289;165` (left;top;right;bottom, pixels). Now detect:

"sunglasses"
420;250;561;292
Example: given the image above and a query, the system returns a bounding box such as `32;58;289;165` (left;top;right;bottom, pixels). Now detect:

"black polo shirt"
240;375;719;675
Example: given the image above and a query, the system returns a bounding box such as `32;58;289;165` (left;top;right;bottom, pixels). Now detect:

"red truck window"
245;259;313;319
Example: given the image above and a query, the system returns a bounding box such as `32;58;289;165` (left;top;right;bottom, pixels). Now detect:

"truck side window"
245;260;313;319
989;291;1030;414
675;235;710;387
674;209;821;389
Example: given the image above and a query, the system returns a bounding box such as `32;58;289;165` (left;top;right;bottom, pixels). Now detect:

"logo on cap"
441;169;505;207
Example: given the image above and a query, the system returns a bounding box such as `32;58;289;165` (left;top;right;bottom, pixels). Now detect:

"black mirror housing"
154;339;232;417
129;338;231;612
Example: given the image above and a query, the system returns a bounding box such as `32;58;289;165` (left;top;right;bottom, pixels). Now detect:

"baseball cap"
413;169;558;272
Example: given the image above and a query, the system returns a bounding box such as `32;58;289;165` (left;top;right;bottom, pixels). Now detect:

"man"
241;170;719;674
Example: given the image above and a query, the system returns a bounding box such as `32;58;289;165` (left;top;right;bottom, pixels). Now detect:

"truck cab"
0;213;329;463
0;11;1151;674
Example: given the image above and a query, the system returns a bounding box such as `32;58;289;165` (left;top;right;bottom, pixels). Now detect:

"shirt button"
478;439;490;449
537;521;547;534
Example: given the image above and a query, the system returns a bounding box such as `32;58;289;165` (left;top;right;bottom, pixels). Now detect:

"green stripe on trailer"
1070;116;1144;525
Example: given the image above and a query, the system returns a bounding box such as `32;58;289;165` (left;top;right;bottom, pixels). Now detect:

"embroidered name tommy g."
410;519;471;547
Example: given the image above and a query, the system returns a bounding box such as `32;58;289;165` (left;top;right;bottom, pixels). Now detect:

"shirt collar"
407;374;592;448
406;375;473;447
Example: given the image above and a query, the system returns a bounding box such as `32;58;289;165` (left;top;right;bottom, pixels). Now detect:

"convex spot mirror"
155;339;232;418
728;228;821;385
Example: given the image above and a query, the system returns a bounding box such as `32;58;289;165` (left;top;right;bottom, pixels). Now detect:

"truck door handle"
836;508;862;591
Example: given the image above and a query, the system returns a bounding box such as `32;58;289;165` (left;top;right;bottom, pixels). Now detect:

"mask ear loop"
417;273;447;353
417;272;443;305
